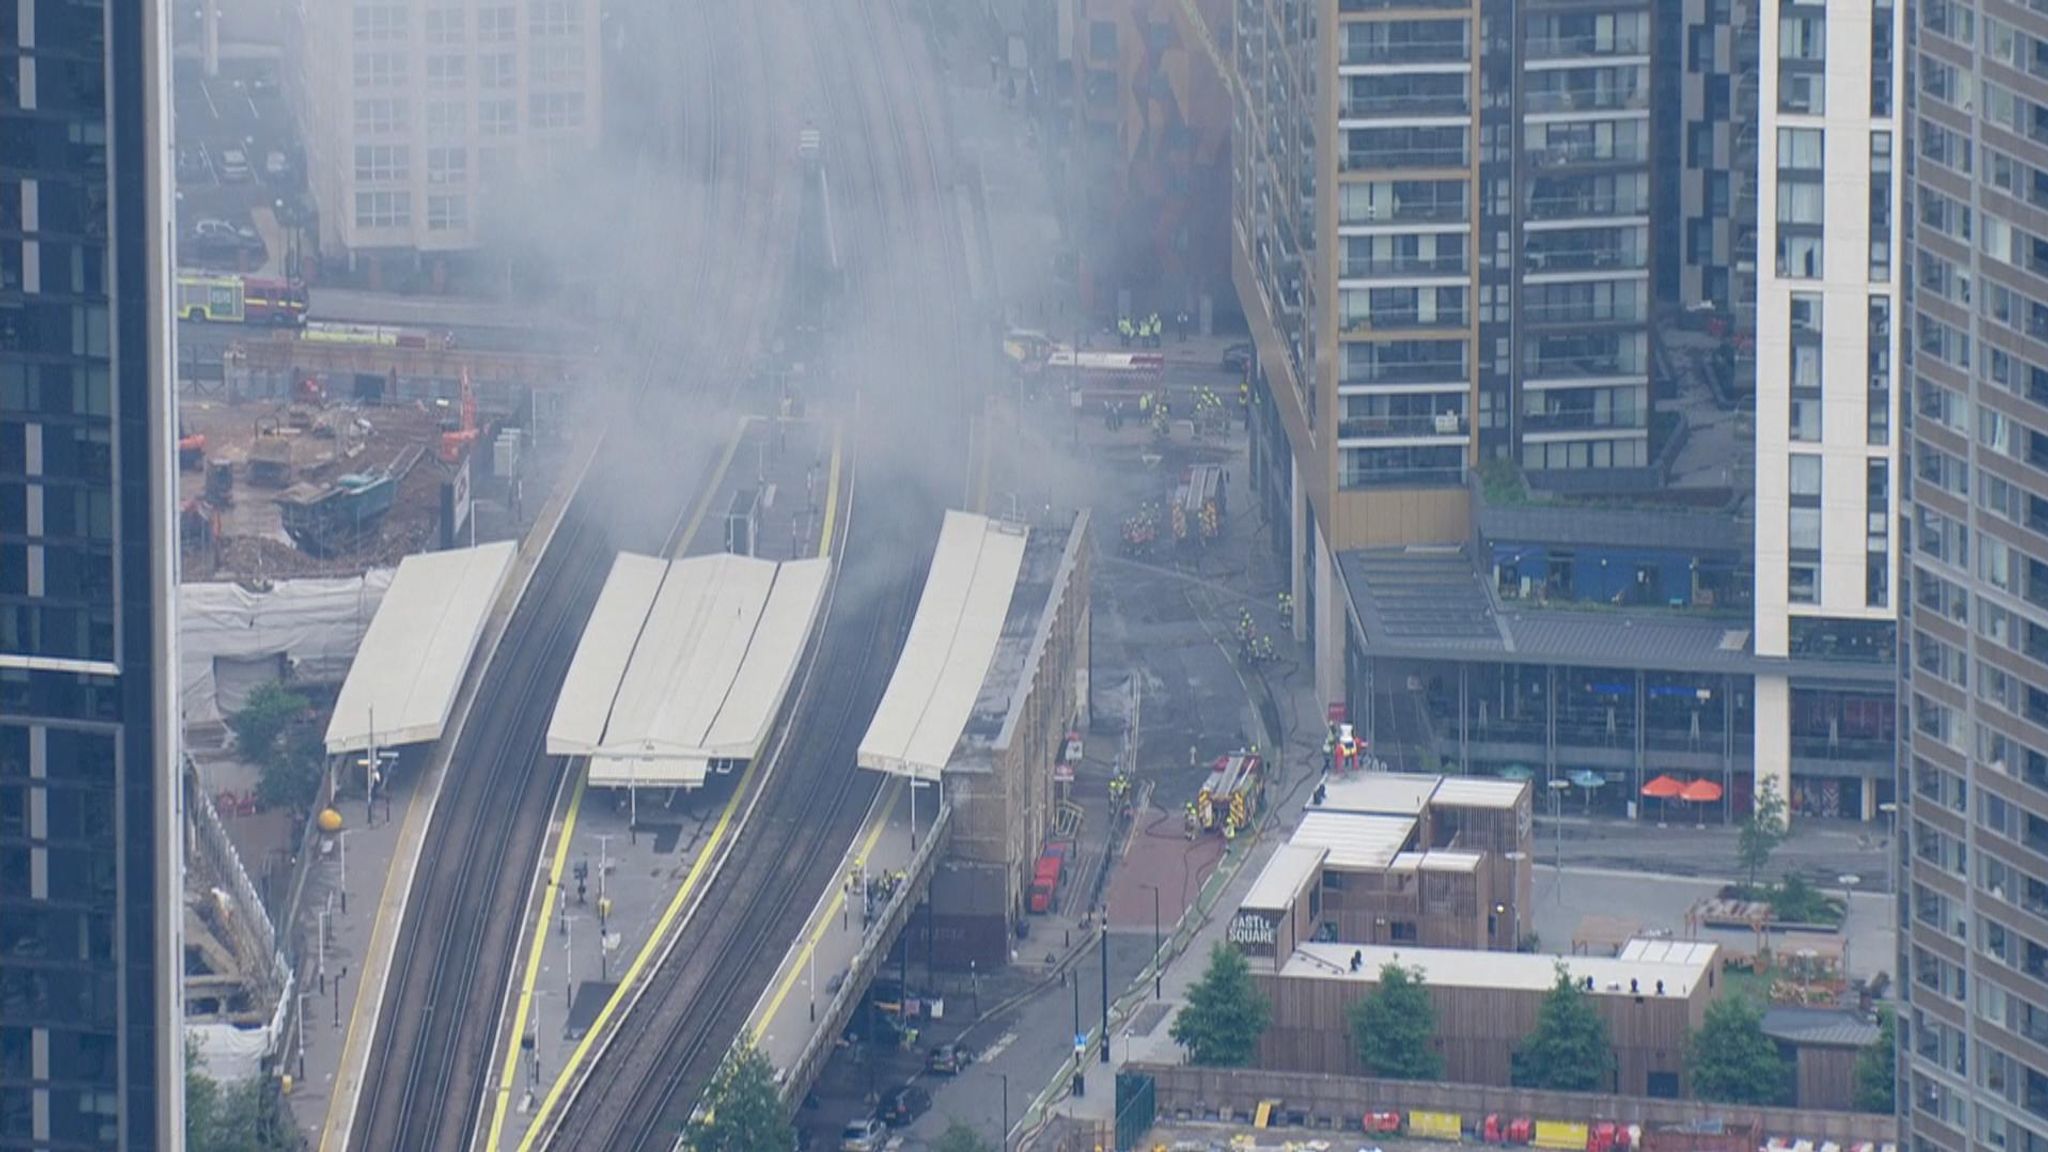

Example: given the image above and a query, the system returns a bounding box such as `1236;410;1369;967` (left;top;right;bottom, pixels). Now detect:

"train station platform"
480;414;844;1152
323;540;517;756
546;550;831;789
743;776;953;1099
858;510;1029;781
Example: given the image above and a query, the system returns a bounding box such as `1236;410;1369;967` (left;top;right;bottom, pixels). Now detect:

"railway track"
530;1;987;1147
344;0;797;1148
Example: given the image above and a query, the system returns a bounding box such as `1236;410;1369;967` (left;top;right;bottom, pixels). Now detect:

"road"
340;0;801;1146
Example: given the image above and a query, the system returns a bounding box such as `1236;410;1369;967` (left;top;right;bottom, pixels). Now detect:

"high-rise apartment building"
1900;0;2048;1136
1;3;185;1148
288;0;602;276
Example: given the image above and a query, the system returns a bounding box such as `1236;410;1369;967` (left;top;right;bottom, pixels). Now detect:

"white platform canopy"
858;511;1029;782
323;541;517;755
547;552;831;789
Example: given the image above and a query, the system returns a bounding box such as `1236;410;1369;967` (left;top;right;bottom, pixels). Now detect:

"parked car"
176;145;209;181
218;148;251;182
838;1118;886;1152
1221;342;1254;372
925;1043;973;1075
263;151;291;181
191;218;257;244
876;1084;931;1129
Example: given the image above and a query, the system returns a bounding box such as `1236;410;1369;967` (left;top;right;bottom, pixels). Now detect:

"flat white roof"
1242;844;1328;911
858;511;1029;781
1419;849;1483;873
1313;772;1441;817
546;552;831;782
1290;811;1416;871
1431;776;1529;810
1282;939;1717;997
324;541;516;755
1618;938;1721;967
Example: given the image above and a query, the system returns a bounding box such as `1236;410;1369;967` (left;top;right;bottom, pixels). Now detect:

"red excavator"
438;366;478;464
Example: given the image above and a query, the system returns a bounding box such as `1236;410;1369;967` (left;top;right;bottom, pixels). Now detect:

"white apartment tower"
1750;0;1903;803
289;0;603;271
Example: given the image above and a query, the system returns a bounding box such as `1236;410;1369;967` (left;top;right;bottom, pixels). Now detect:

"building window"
426;54;467;92
1790;454;1823;499
427;194;467;232
529;92;585;130
530;43;584;88
425;100;466;142
1790;396;1822;443
477;4;515;43
1870;132;1894;282
426;146;466;186
1789;563;1820;604
353;51;407;90
1868;459;1891;608
530;1;582;38
353;191;411;229
1780;70;1825;115
478;99;516;138
1791;507;1822;552
353;98;407;136
1869;296;1892;445
1777;232;1822;279
352;4;406;42
352;144;408;183
1871;0;1895;115
479;52;516;91
423;6;464;45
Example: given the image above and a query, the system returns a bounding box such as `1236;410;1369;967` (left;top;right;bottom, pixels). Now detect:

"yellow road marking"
818;422;843;558
508;422;843;1151
483;775;587;1149
749;778;903;1046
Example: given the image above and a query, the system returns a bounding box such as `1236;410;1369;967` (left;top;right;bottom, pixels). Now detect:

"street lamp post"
1547;778;1572;903
1142;884;1162;997
999;1072;1010;1152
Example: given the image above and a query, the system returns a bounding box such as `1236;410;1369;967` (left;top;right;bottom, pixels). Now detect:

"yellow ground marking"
818;422;843;558
748;777;905;1046
483;775;587;1148
674;414;755;556
507;420;843;1151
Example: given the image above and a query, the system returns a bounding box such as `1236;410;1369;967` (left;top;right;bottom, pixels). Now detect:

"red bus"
176;271;308;326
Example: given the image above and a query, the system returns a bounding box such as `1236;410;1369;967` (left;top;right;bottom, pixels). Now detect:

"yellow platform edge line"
482;774;587;1149
748;778;904;1047
674;414;754;557
818;422;844;558
513;424;843;1151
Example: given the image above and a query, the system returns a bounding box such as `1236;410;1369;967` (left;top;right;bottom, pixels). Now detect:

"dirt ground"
177;394;455;580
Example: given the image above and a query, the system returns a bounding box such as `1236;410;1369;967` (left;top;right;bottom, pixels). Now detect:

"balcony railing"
1522;88;1650;115
1339;414;1468;439
1342;41;1470;67
1342;94;1471;120
1341;310;1470;333
1522;355;1645;381
1519;409;1644;433
1524;32;1649;58
1525;141;1648;167
1525;195;1649;221
1341;254;1468;279
1339;0;1473;11
1522;299;1646;325
1522;248;1646;274
1341;148;1469;172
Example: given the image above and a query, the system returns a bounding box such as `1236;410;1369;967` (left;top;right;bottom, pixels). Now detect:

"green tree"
1738;777;1789;893
932;1120;998;1152
230;683;327;811
1169;943;1271;1066
228;683;307;765
1511;965;1616;1092
1688;996;1788;1104
186;1044;298;1151
686;1043;793;1152
1853;1007;1897;1114
1349;963;1442;1080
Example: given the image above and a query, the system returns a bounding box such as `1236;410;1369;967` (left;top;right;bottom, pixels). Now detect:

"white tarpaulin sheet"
857;511;1028;781
179;573;395;727
549;552;832;782
324;541;517;754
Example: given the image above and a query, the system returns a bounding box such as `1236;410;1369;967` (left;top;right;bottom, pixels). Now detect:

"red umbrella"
1641;775;1685;799
1679;778;1724;827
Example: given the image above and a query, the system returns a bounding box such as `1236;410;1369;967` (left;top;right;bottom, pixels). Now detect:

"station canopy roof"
547;551;831;788
857;511;1029;782
324;541;518;755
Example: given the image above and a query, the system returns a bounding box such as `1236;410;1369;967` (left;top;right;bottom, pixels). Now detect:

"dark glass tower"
1;2;182;1147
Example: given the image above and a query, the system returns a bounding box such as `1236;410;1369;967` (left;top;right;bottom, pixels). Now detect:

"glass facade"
1903;0;2048;1141
1;3;179;1148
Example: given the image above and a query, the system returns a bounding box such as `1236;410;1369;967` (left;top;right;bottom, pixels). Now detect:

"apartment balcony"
1524;140;1647;168
1523;87;1650;117
1341;93;1471;122
1339;0;1473;12
1340;309;1470;334
1341;147;1469;173
1342;39;1470;69
1339;413;1470;441
1524;31;1650;60
1521;298;1646;326
1520;409;1648;434
1341;254;1469;280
